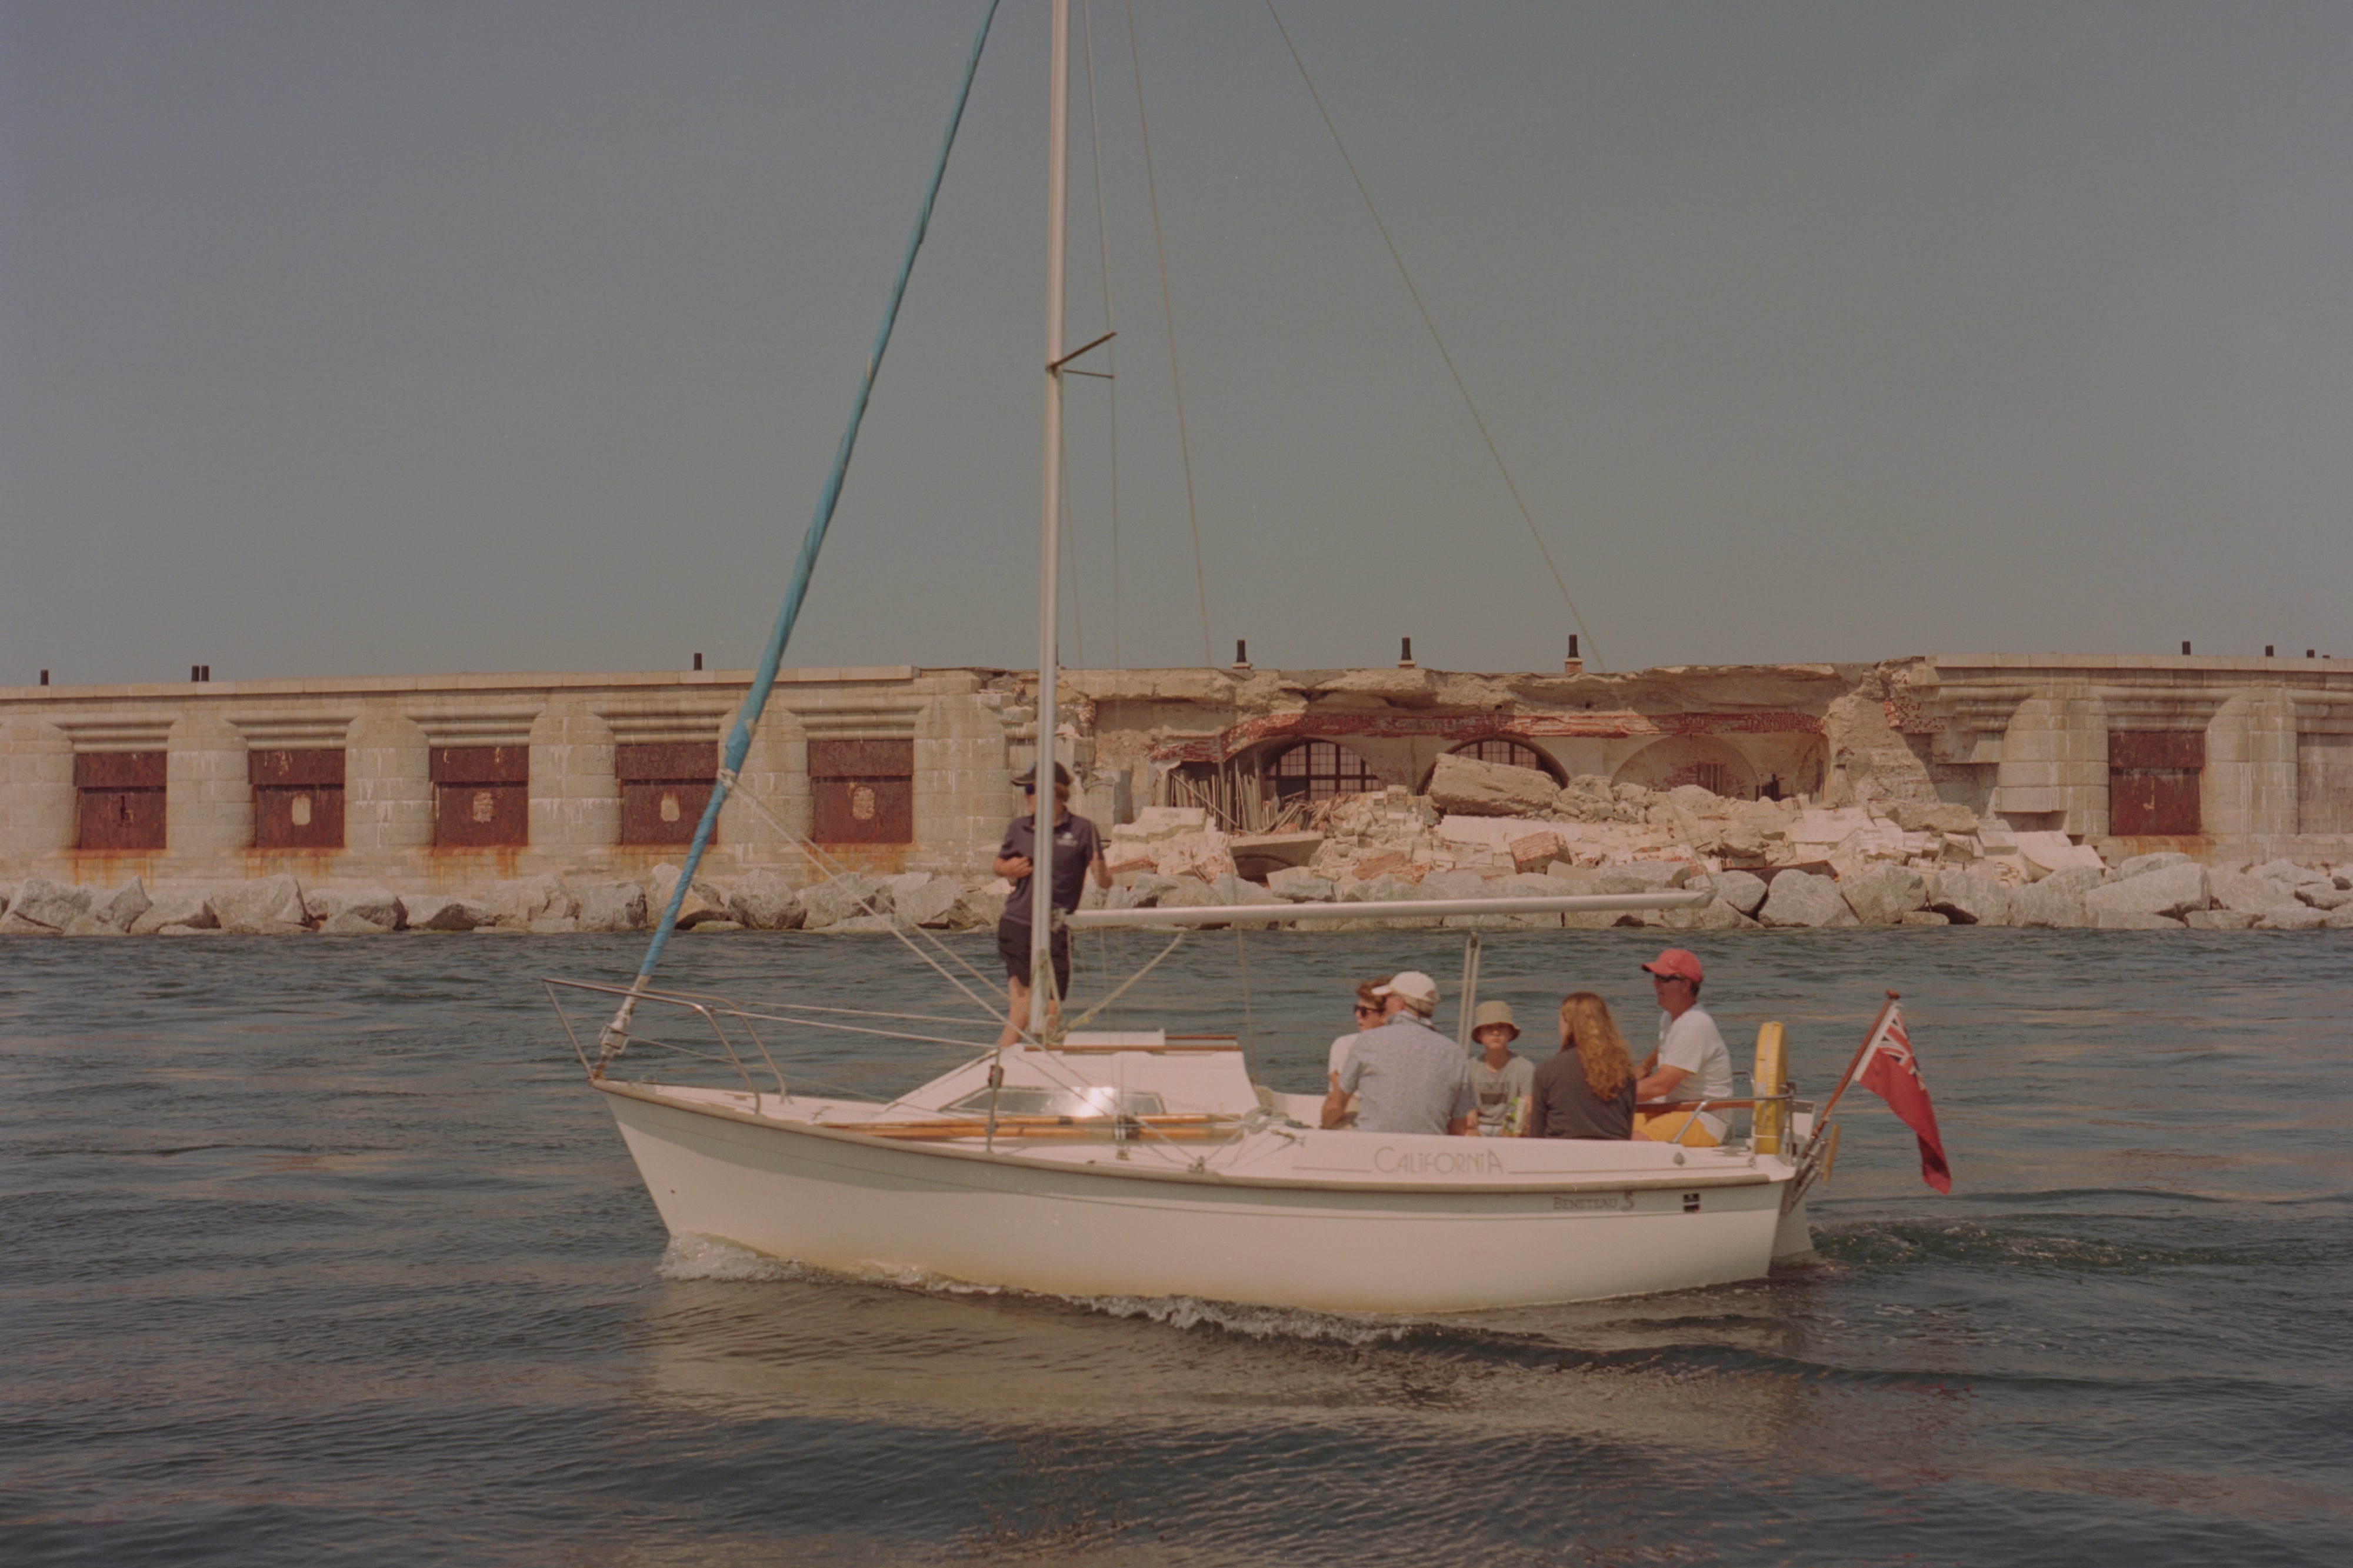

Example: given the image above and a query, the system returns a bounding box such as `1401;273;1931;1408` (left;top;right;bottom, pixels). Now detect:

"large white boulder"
726;868;806;930
2117;850;2195;880
1426;753;1558;818
7;878;94;933
2250;859;2329;889
215;875;311;934
2085;862;2209;921
1927;872;2011;926
1841;864;1930;926
1268;867;1337;902
575;880;649;932
1886;800;1979;834
399;893;482;932
131;892;219;934
311;885;404;930
1697;870;1769;917
482;875;578;928
1758;872;1858;928
2011;870;2098;928
2257;906;2327;930
2016;832;2105;880
89;879;153;932
802;873;889;930
892;873;966;929
2208;869;2304;917
2094;909;2184;929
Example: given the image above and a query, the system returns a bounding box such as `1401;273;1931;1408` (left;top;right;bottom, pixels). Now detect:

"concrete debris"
2207;869;2305;917
1426;753;1560;817
63;913;124;936
2094;909;2184;929
2184;909;2261;930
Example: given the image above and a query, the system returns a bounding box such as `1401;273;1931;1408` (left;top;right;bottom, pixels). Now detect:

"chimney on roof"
1397;636;1415;669
1232;639;1251;672
1564;633;1582;676
39;669;49;686
692;652;704;671
2181;641;2192;656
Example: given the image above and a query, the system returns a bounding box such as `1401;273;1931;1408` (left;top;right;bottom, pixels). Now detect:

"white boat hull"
602;1082;1794;1313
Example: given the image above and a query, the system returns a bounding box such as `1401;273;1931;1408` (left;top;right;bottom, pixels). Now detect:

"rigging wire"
1123;0;1215;668
1261;0;1604;670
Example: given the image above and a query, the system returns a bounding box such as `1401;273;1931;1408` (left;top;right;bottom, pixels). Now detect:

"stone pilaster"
0;716;76;865
1993;689;2109;836
718;706;808;870
2202;688;2298;839
528;700;619;870
914;685;1014;878
166;709;251;866
345;710;432;868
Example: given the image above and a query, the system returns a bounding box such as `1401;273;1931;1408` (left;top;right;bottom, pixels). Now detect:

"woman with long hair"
1521;990;1638;1139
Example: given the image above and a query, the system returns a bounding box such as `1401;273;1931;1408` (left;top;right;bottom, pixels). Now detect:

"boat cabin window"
943;1086;1165;1119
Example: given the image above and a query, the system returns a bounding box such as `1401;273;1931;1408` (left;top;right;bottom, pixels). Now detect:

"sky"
4;1;2350;686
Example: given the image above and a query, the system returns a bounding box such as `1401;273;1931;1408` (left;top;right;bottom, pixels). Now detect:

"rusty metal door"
75;752;166;851
2108;732;2202;835
809;738;914;844
618;742;718;846
251;749;346;850
431;745;529;848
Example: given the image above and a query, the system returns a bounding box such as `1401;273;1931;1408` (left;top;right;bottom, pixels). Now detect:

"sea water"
4;927;2348;1565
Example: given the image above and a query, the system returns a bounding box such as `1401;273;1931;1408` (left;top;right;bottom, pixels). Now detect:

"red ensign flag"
1856;1004;1951;1193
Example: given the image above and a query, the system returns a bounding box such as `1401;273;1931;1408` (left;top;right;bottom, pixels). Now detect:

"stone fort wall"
4;653;2351;895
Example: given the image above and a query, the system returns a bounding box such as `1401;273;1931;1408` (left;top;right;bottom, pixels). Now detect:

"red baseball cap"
1641;948;1704;985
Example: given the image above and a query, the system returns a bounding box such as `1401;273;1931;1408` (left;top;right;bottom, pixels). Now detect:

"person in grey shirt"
1321;971;1476;1136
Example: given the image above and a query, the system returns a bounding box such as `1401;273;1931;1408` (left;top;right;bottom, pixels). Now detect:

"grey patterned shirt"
1337;1015;1477;1136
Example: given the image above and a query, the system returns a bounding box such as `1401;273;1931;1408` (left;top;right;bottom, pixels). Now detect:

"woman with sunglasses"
1324;975;1392;1131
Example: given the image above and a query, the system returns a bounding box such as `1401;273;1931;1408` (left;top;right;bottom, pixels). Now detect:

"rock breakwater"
6;760;2350;936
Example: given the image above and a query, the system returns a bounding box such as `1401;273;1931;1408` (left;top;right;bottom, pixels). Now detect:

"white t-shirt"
1655;1005;1735;1103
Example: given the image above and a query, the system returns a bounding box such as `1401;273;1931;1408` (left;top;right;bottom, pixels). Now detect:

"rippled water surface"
5;927;2349;1565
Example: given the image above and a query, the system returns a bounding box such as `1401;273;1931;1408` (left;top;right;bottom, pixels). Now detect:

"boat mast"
1028;0;1072;1037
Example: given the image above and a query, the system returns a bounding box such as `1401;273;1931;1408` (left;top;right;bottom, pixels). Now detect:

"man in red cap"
1635;948;1734;1136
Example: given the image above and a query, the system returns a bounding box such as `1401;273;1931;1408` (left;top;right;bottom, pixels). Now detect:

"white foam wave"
1052;1292;1415;1345
655;1233;812;1283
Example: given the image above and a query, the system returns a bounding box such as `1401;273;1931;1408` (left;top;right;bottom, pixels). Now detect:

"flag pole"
1808;990;1900;1142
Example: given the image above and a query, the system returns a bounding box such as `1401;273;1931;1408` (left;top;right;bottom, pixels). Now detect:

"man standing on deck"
1633;948;1735;1139
1322;972;1477;1136
994;763;1110;1046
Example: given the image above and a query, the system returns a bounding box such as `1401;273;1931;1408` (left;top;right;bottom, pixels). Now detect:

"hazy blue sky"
5;1;2349;685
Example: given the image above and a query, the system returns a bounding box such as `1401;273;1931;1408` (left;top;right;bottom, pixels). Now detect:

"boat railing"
544;976;1003;1104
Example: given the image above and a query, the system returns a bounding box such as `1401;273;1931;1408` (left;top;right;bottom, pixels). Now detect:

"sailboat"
550;0;1845;1314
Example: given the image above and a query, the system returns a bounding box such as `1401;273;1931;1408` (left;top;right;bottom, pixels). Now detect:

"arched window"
1448;737;1562;781
1268;740;1381;802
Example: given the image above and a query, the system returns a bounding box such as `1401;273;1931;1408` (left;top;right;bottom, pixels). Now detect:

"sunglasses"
1353;1003;1381;1016
1647;970;1688;984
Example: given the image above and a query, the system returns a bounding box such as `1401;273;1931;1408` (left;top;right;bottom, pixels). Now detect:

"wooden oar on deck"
845;1112;1239;1143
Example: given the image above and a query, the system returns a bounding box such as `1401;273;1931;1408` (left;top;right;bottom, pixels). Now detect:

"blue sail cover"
627;0;1004;993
